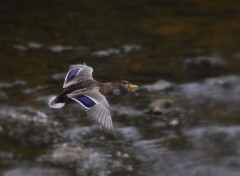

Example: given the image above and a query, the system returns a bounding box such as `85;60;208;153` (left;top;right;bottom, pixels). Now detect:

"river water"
1;1;240;176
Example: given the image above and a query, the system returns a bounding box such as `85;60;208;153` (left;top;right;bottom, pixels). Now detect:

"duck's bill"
128;84;138;92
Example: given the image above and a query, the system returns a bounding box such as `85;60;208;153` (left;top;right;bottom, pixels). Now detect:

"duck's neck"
98;82;119;95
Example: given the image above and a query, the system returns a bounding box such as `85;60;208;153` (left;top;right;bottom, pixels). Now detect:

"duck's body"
49;64;138;131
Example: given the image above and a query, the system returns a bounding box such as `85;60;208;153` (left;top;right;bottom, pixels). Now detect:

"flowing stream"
1;1;240;175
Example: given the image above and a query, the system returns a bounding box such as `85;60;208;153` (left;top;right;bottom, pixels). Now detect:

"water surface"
1;1;240;175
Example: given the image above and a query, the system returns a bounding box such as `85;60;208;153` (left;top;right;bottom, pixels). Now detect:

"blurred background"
1;0;240;176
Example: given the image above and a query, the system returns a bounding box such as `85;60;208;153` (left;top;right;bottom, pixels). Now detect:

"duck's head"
115;80;138;93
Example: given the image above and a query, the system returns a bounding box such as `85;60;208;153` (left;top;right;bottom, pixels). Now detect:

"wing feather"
67;88;113;131
89;105;101;120
96;106;105;125
108;111;112;129
101;110;107;127
63;64;93;88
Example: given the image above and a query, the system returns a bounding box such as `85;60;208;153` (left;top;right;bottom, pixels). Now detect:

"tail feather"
48;96;65;108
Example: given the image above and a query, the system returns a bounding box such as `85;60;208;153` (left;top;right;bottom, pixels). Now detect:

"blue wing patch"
67;69;79;80
77;95;96;108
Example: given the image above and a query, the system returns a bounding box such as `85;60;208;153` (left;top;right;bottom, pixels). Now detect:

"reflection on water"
1;0;240;175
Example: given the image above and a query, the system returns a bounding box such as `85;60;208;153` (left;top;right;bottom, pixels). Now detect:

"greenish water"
1;0;240;83
1;1;240;176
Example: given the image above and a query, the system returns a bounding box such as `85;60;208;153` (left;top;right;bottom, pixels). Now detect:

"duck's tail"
48;96;65;109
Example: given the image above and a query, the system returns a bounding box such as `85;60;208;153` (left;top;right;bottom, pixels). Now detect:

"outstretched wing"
63;64;93;88
67;88;113;131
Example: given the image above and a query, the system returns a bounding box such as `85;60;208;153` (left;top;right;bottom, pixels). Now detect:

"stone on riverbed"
148;98;183;127
149;99;174;115
38;143;85;165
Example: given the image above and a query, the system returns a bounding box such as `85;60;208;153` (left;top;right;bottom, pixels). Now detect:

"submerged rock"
0;106;62;145
183;54;225;69
23;85;49;94
184;126;240;168
111;105;145;117
13;45;28;51
116;126;142;141
92;44;142;58
0;91;7;99
0;80;26;89
13;42;42;51
174;76;240;104
27;42;42;49
38;143;85;165
121;44;142;53
0;151;14;164
39;143;111;176
167;75;240;125
149;99;174;115
62;125;98;143
49;45;73;53
148;98;183;127
39;138;136;176
52;73;65;81
92;48;120;58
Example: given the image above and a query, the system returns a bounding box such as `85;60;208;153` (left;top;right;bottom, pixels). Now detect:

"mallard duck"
49;64;138;131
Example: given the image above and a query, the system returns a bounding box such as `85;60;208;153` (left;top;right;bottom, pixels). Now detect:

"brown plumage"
49;64;138;131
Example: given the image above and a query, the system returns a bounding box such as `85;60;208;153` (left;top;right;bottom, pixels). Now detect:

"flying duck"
49;64;138;131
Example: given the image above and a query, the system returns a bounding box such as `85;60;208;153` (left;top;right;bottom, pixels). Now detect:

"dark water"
1;1;240;175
